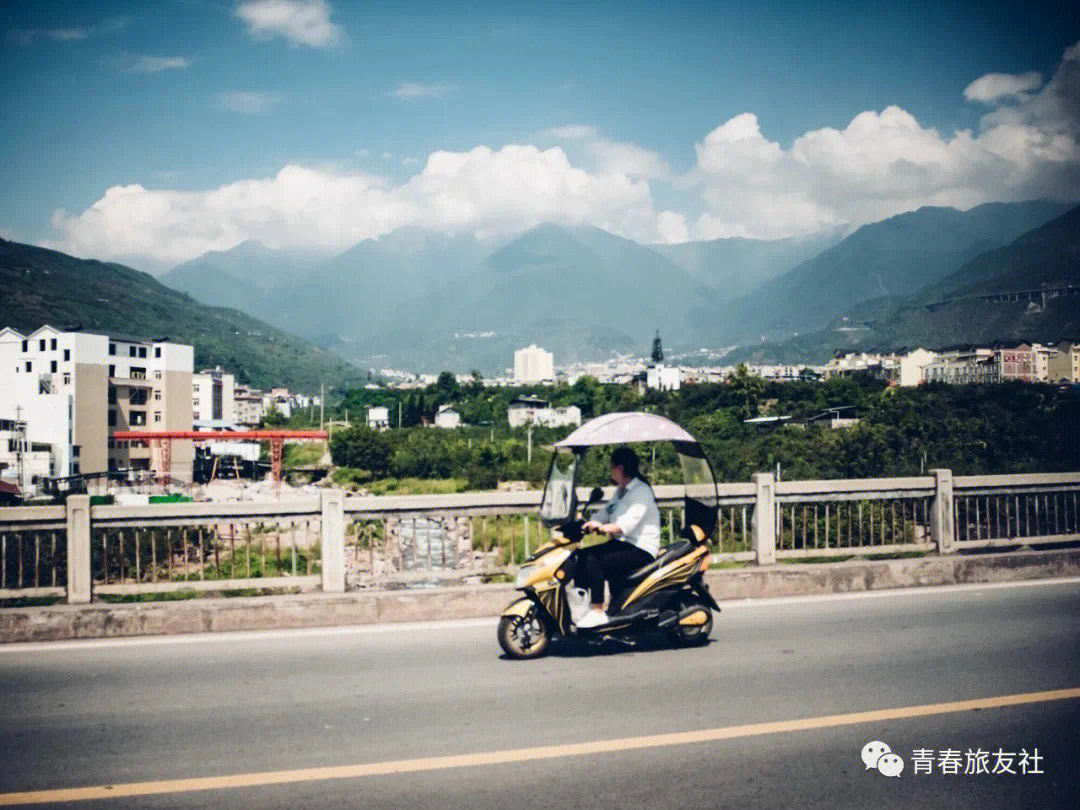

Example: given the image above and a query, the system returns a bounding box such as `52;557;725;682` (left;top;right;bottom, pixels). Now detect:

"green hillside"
0;239;364;392
727;204;1080;363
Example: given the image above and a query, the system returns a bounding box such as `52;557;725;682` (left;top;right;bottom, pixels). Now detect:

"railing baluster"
134;528;141;583
824;503;830;549
183;529;190;581
51;531;57;587
33;532;40;588
167;528;174;581
974;498;981;542
290;521;298;577
1;533;6;588
102;529;109;585
149;528;157;583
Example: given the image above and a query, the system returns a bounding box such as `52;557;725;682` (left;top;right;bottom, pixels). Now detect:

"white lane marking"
2;576;1078;655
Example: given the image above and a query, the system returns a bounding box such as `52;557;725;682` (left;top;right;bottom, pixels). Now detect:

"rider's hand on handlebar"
582;520;602;533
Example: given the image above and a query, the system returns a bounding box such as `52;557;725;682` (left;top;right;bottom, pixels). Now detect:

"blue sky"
2;0;1079;269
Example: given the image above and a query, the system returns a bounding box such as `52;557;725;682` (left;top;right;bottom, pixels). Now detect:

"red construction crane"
111;430;329;491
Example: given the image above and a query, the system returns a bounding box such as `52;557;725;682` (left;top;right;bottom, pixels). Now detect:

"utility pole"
527;422;533;463
319;382;325;430
398;400;402;428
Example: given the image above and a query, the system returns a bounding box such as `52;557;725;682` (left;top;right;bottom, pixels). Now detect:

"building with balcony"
192;367;236;428
0;325;193;488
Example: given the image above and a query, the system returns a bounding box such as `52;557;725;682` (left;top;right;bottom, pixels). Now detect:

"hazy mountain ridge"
154;200;1075;371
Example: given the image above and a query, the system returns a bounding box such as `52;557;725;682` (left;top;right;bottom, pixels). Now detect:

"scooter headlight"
514;564;537;588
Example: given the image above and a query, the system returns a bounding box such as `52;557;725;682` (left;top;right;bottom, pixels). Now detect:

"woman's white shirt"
590;477;661;557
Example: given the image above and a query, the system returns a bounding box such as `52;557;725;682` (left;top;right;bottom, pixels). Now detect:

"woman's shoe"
576;608;608;628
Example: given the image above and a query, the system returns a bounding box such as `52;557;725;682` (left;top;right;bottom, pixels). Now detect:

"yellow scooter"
498;412;720;659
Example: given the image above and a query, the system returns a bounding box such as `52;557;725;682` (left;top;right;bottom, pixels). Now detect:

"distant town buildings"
828;341;1076;386
514;345;554;383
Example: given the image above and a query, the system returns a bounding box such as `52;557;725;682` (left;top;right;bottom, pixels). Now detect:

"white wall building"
514;345;554;383
234;385;265;427
646;364;681;391
507;397;582;428
367;406;390;430
434;405;462;429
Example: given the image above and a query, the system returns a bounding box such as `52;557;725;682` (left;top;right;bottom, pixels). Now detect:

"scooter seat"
624;540;694;583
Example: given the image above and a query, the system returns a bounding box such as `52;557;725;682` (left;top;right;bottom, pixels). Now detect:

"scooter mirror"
587;487;604;505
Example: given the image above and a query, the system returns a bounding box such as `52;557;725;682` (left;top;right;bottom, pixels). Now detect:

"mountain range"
0;239;364;392
157;199;1075;371
727;203;1080;364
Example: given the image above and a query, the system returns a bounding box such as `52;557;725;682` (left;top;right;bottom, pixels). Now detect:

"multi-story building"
234;385;265;426
992;342;1034;382
0;325;193;487
192;367;236;427
1030;343;1057;382
925;346;997;384
1048;341;1080;383
514;345;554;383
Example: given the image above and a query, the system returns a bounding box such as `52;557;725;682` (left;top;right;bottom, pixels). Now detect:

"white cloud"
124;55;189;73
401;157;420;166
964;71;1043;103
235;0;344;49
390;82;456;100
689;41;1080;239
9;16;129;45
47;146;659;265
217;91;281;113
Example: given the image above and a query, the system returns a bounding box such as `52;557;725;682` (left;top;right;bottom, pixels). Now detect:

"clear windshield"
677;444;719;537
539;451;577;525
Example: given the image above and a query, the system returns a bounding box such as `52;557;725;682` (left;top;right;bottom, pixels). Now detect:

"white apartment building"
514;345;554;383
192;367;236;427
0;325;194;488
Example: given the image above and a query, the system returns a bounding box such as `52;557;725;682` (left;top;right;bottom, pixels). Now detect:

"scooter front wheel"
498;610;551;659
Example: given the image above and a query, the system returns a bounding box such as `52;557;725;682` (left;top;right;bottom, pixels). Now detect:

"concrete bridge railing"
1;470;1077;603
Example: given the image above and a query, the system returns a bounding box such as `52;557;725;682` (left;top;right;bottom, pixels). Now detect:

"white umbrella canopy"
554;412;698;448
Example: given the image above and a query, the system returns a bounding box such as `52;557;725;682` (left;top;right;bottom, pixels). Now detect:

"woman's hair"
610;446;641;480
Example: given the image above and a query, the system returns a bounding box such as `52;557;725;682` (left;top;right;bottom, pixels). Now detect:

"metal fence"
1;470;1078;602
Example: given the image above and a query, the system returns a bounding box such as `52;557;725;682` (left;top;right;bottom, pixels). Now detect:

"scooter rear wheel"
668;605;713;647
498;610;551;659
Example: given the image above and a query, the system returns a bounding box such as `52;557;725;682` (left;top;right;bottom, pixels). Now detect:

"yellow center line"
2;687;1078;806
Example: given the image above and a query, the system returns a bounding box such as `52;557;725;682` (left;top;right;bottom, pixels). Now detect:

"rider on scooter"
575;447;661;627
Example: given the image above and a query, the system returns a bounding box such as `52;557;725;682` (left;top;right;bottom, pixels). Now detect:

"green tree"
262;407;287;427
651;331;664;364
330;427;392;477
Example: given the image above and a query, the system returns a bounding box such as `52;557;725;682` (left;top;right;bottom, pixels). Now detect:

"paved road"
2;579;1080;808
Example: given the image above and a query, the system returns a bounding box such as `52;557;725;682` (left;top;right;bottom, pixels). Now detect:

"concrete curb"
2;548;1079;644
